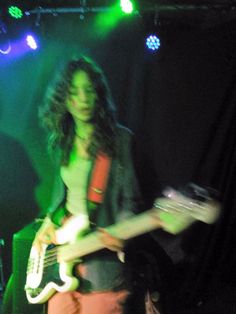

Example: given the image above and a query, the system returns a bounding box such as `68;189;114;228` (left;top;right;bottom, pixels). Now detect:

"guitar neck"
58;208;160;262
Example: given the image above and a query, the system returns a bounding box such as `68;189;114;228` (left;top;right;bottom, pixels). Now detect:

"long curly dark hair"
40;56;117;165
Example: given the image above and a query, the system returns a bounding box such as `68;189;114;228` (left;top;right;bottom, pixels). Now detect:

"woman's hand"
33;217;58;252
97;228;125;252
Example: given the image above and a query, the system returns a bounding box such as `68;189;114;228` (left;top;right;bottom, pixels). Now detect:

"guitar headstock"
153;185;221;234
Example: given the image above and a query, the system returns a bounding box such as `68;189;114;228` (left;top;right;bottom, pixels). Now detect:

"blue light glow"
146;34;161;51
0;41;11;55
0;20;12;54
26;35;38;50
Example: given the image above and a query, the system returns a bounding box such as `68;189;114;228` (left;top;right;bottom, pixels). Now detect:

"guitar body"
25;243;79;304
25;215;88;304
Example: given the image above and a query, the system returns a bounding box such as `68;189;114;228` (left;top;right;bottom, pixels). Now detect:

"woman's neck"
74;120;94;140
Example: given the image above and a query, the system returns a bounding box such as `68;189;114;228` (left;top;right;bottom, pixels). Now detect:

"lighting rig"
0;1;236;55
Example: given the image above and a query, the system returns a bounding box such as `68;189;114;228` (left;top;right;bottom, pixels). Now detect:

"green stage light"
120;0;134;14
8;6;23;19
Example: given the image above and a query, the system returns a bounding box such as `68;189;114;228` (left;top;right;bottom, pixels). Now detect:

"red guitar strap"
88;152;112;204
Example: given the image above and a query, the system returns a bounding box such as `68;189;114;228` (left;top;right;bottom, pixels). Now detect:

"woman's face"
67;70;98;123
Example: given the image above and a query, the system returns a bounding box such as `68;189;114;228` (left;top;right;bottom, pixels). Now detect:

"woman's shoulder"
114;124;136;155
115;123;134;138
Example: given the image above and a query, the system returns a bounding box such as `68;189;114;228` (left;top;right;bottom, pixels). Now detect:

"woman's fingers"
97;228;124;252
33;222;58;253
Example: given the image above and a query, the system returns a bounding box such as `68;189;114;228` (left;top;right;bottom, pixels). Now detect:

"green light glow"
120;0;134;14
8;6;23;19
94;4;123;38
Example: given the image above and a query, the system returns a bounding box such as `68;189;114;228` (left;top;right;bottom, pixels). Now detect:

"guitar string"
29;209;160;271
27;247;59;272
29;204;213;274
30;213;163;270
29;211;167;270
36;241;98;269
37;205;208;270
43;247;59;268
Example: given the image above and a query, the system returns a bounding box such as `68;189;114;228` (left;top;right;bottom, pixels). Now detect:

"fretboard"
58;208;160;262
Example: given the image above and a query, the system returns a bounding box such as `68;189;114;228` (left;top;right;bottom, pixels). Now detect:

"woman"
34;56;146;314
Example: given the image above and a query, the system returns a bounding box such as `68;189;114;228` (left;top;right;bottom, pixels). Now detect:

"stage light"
146;34;161;51
0;20;11;55
8;6;23;19
26;34;38;50
120;0;134;14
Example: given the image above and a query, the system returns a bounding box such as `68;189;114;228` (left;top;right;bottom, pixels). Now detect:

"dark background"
0;1;236;313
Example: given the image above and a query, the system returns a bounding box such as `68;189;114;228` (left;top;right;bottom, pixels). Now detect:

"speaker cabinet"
12;221;43;314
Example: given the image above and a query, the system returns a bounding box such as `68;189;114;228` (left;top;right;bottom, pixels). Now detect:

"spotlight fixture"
8;6;23;19
120;0;134;14
144;11;163;53
26;34;38;50
146;34;161;51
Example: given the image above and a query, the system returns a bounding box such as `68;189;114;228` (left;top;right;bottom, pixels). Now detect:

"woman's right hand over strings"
33;217;58;252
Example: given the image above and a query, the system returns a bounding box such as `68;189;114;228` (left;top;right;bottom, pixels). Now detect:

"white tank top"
60;154;92;219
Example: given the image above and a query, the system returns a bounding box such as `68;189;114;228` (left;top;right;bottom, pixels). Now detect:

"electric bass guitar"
25;188;220;304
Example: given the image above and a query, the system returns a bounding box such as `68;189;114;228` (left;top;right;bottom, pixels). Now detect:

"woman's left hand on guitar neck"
97;227;125;252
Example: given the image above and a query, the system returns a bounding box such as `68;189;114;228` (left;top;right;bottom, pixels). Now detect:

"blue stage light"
146;34;161;51
0;20;11;55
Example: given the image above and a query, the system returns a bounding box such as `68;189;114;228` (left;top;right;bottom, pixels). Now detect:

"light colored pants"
47;290;130;314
